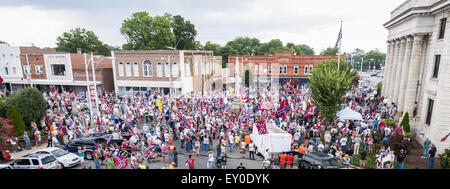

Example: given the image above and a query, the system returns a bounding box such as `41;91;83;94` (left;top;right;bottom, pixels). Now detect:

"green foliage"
56;27;112;56
6;104;25;137
244;70;250;87
308;59;357;123
4;87;48;129
385;119;396;127
286;43;315;55
121;12;176;50
0;40;7;45
376;82;382;97
0;101;7;118
320;47;339;55
400;112;410;133
348;48;386;70
438;148;450;169
172;15;198;50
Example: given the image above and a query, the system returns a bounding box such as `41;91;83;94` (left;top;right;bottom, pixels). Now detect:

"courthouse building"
383;0;449;153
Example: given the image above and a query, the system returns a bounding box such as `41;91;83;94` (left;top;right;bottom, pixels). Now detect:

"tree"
225;37;260;55
56;27;112;56
6;104;25;137
121;12;175;50
376;82;382;97
364;49;386;70
244;70;250;88
400;112;410;133
286;43;315;55
0;41;7;45
320;47;339;55
5;87;47;130
0;117;14;149
308;59;357;123
172;15;198;50
256;39;283;55
202;41;222;55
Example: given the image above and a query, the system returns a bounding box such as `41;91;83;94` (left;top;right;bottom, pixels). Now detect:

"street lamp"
84;53;112;118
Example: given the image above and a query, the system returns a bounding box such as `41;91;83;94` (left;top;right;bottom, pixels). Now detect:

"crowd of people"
0;81;440;169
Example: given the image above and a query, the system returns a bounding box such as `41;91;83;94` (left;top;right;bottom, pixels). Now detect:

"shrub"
6;104;26;137
0;117;14;149
400;112;410;133
385;119;396;127
5;87;48;129
438;149;450;169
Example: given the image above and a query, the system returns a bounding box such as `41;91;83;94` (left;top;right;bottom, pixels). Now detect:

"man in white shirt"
248;141;255;160
228;134;234;153
294;131;301;146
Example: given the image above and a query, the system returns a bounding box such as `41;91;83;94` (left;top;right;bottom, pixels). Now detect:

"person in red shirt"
280;152;287;169
186;155;196;169
3;150;11;162
286;153;294;169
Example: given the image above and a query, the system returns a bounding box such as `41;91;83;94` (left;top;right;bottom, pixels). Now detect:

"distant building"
226;52;343;90
383;0;450;153
111;50;221;96
0;44;23;91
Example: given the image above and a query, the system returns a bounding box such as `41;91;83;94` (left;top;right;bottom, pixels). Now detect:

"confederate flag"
255;120;268;135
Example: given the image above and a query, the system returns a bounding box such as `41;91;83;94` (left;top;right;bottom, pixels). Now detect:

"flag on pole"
156;100;162;111
441;132;450;142
335;22;343;48
255;120;268;135
304;106;316;119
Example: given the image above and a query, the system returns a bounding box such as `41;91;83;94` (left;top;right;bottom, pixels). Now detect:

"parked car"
0;164;13;169
60;138;97;160
35;147;81;168
11;153;60;169
300;152;344;169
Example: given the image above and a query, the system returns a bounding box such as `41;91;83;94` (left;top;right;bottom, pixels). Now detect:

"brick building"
226;52;344;89
111;50;222;96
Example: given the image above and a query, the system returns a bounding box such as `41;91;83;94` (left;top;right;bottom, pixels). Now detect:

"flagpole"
338;20;342;69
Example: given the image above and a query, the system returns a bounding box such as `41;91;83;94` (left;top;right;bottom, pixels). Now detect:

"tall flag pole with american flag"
335;21;343;69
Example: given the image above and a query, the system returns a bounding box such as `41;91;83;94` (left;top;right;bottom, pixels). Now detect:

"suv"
11;154;60;169
60;138;97;160
301;152;344;169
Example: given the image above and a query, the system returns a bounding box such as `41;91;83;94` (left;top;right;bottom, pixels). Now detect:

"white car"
0;164;13;169
35;147;81;168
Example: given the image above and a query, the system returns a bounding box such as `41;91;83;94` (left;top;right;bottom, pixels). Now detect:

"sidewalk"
8;143;49;160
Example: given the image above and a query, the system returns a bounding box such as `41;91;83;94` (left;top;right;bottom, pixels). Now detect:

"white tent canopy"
337;107;363;121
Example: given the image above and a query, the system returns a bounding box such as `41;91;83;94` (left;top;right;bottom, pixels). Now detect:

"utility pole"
84;53;93;119
90;53;99;116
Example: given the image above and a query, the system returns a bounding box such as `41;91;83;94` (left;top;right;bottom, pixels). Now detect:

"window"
157;62;163;77
201;59;205;75
279;65;283;74
294;65;299;74
126;63;131;77
24;65;31;74
309;65;313;75
165;62;170;77
185;60;191;77
194;60;199;76
15;159;31;165
206;60;210;75
255;65;258;74
259;65;263;74
268;64;272;74
432;55;440;78
283;65;287;74
438;17;447;40
133;62;139;77
426;99;434;125
35;66;43;75
173;62;178;77
4;67;8;75
31;159;39;165
51;64;66;76
304;65;308;74
143;60;152;77
12;67;16;75
118;62;124;76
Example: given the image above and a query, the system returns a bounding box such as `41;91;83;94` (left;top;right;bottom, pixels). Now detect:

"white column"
403;34;424;115
384;42;396;97
393;37;407;103
387;40;401;99
397;36;413;113
381;41;392;97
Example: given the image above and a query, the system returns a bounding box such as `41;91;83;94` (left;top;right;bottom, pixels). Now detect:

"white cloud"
0;6;84;47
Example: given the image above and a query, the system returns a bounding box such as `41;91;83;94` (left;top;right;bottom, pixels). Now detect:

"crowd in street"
0;81;440;169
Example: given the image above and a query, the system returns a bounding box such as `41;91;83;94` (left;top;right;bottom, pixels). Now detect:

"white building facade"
0;44;23;91
383;0;450;153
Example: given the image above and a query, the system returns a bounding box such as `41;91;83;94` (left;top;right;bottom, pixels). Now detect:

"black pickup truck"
60;138;97;160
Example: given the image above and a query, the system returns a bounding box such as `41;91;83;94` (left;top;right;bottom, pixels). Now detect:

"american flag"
335;22;342;48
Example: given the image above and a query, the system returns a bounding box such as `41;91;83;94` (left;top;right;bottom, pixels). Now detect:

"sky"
0;0;405;54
